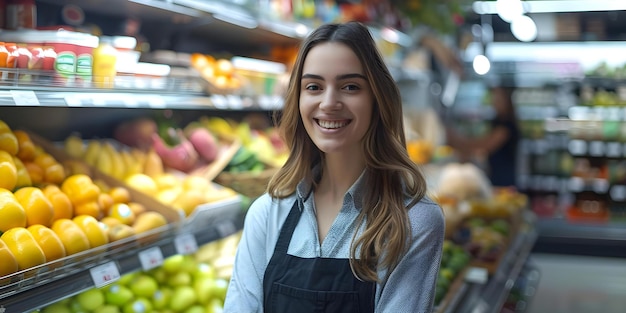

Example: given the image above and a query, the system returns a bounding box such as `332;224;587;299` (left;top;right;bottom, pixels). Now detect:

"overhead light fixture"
511;15;538;42
129;0;204;17
474;0;626;14
473;55;491;75
496;0;524;22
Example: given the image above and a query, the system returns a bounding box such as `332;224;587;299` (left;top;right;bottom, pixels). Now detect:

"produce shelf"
443;211;538;313
0;196;244;312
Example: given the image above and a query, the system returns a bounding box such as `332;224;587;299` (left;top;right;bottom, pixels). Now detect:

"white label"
65;96;84;106
11;90;40;106
465;267;489;284
147;96;166;108
138;247;164;271
174;233;198;255
89;261;120;288
211;95;228;109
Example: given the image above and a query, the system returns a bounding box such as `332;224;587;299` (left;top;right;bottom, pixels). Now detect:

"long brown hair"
267;21;427;282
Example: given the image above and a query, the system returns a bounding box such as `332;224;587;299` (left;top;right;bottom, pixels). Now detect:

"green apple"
194;276;214;304
68;299;88;313
93;305;121;313
209;278;229;302
130;275;159;298
167;271;192;287
161;255;185;274
206;298;224;313
147;267;168;284
123;297;152;313
193;263;215;281
104;284;134;306
169;286;197;312
152;287;172;310
76;288;105;311
41;303;72;313
184;305;206;313
117;272;138;286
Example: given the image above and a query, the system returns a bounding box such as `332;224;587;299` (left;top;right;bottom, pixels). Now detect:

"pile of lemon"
0;119;169;283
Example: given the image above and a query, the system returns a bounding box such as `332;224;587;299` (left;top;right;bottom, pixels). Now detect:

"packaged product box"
0;29;99;86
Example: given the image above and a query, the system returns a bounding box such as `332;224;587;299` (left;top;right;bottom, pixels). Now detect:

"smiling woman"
224;21;444;313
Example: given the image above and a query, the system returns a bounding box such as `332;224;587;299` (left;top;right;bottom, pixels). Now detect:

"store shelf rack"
442;211;538;313
0;196;244;312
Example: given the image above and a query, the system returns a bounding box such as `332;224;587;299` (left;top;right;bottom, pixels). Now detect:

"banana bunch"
63;134;165;180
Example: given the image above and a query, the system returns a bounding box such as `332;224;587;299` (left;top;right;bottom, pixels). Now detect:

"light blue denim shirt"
224;169;445;313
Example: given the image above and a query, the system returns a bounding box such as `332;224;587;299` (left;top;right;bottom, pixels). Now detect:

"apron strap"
273;199;302;254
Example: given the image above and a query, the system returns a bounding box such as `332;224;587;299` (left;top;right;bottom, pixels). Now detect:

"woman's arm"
223;195;273;313
376;198;445;312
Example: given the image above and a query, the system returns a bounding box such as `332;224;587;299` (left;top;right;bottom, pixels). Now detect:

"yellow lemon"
73;215;109;248
51;219;91;255
1;227;46;271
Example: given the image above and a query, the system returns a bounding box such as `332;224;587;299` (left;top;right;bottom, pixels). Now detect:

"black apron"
263;200;376;313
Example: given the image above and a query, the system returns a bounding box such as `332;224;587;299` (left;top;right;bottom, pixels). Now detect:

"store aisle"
526;253;626;313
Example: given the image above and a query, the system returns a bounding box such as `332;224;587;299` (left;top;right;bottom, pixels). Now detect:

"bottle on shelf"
92;36;118;89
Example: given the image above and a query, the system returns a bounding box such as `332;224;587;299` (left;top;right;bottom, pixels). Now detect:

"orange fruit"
61;174;100;206
13;130;36;162
24;162;44;185
74;201;103;220
0;121;18;156
0;239;18;280
51;219;91;255
27;224;67;264
73;215;109;248
98;192;115;212
14;186;54;227
0;150;17;191
109;186;131;204
108;203;136;226
12;156;32;189
34;153;56;170
128;202;147;216
1;227;46;270
108;224;136;242
42;184;74;221
44;163;66;185
100;216;122;228
0;188;27;232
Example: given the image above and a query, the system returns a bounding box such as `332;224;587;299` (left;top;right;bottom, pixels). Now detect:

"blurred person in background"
445;86;521;187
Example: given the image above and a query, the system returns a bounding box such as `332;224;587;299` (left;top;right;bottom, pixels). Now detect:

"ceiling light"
511;15;538;42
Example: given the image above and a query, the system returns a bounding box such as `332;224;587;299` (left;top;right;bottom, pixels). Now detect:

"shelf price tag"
138;246;164;271
89;261;120;288
465;267;488;284
174;233;198;255
216;221;236;238
11;90;40;106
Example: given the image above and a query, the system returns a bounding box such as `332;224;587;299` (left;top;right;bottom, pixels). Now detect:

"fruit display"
435;240;471;308
39;231;241;313
0;119;181;290
63;126;239;218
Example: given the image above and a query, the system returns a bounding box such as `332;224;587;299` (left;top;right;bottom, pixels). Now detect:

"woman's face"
299;42;374;156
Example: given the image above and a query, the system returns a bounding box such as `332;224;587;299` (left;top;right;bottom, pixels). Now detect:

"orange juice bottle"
92;36;118;88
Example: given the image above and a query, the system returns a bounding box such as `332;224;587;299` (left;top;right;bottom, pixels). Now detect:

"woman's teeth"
317;120;349;129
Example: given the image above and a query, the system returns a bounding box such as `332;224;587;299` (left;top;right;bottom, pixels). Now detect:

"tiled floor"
525;253;626;313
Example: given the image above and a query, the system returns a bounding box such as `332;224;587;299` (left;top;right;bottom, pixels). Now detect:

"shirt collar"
296;164;367;211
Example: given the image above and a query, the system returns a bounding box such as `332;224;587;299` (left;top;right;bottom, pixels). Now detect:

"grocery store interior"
1;0;626;313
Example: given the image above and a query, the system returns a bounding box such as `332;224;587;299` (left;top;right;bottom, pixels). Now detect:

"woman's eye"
343;84;360;91
305;84;321;91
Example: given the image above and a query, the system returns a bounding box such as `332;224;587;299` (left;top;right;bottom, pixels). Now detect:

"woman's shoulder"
406;195;445;233
245;193;297;225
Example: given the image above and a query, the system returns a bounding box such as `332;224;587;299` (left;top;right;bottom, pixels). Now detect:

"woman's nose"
319;89;341;110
